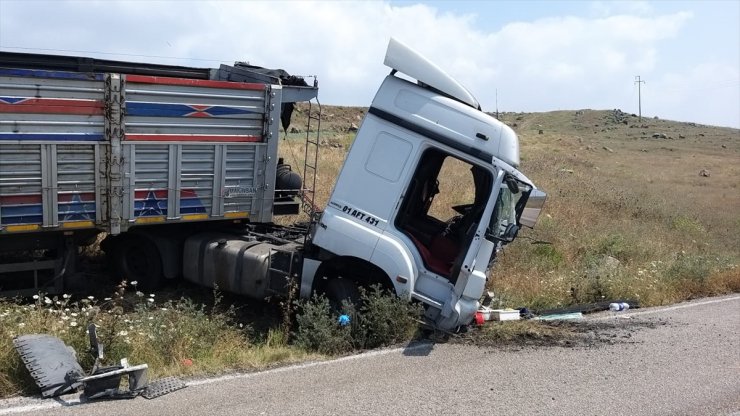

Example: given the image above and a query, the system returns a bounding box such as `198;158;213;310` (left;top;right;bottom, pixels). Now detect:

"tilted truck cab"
305;39;545;330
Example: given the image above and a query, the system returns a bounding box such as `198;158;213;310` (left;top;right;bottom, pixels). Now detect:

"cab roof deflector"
383;38;480;109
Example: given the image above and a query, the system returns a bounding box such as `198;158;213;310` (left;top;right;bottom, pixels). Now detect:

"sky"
0;0;738;128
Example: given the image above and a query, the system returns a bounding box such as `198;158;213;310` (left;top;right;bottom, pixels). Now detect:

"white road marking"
1;295;738;415
187;344;425;387
0;345;424;415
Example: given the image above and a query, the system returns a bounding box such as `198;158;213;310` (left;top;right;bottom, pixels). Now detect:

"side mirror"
520;189;546;228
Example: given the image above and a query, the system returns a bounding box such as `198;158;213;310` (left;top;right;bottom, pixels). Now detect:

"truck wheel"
113;237;163;292
324;278;360;313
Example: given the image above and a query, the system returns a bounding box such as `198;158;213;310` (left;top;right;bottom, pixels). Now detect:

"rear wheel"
112;236;163;292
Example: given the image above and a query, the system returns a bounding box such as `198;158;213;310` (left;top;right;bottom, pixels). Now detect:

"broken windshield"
488;176;531;242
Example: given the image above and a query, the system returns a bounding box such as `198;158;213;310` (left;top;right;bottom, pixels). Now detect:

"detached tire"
112;236;163;292
324;278;360;313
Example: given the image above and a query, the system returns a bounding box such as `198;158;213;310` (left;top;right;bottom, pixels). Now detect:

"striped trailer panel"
0;69;104;232
0;143;100;230
0;68;105;142
123;74;268;142
120;142;261;224
119;75;272;227
0;67;279;233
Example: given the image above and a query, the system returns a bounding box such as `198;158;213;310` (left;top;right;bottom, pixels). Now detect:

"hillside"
285;104;740;308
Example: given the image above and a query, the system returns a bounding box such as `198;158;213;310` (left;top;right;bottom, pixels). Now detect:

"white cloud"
0;1;736;127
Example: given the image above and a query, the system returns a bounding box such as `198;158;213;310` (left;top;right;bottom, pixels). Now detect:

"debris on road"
535;312;584;321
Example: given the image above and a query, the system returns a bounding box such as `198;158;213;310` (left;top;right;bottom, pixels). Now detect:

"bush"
292;285;421;354
356;286;422;349
292;295;353;355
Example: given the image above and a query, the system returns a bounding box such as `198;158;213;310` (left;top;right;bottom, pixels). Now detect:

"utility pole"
495;88;499;120
635;75;645;122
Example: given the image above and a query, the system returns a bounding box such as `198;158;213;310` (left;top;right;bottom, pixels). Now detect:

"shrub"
292;295;353;355
356;286;422;349
292;286;421;353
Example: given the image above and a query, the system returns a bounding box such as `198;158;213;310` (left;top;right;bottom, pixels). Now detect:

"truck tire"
324;277;360;313
112;236;163;292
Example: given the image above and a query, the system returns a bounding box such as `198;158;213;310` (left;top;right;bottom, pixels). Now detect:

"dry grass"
0;286;318;398
3;106;737;399
287;106;740;309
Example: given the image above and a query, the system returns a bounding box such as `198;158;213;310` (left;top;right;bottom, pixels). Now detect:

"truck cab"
304;39;545;330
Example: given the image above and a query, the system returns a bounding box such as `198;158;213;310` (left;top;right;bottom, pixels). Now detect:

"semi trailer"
0;39;546;330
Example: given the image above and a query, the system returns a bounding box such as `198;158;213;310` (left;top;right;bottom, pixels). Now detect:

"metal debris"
142;377;187;399
12;334;84;397
13;324;186;401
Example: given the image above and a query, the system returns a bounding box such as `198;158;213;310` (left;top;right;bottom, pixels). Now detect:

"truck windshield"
488;177;530;241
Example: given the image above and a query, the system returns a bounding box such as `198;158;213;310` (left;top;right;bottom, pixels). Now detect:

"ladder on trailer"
301;97;322;225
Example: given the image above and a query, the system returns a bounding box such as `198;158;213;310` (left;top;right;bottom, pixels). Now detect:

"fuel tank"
182;233;298;298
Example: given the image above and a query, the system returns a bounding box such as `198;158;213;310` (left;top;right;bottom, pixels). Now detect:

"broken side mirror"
519;189;547;228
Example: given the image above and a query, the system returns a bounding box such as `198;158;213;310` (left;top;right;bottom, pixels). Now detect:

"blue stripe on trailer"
126;102;254;118
0;133;105;141
0;68;104;81
0;205;43;225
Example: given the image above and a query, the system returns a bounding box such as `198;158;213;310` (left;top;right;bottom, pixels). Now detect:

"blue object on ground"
338;314;351;326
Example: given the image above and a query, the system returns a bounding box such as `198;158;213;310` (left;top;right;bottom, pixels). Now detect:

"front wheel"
324;277;360;313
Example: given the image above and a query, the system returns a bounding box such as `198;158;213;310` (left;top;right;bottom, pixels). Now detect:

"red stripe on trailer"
126;75;267;91
125;134;262;142
0;194;42;204
0;99;104;115
134;190;168;199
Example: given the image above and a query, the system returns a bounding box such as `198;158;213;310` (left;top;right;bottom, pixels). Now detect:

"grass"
0;281;420;398
2;106;738;399
0;284;317;398
285;105;740;310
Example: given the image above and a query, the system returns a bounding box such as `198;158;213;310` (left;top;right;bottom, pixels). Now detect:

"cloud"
0;1;736;127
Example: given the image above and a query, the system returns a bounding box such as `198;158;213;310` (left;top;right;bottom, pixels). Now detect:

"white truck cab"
304;39;546;330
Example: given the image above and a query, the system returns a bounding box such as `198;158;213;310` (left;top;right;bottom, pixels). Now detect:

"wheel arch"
312;256;394;295
103;229;180;280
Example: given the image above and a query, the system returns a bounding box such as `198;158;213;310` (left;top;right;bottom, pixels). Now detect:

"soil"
448;317;671;350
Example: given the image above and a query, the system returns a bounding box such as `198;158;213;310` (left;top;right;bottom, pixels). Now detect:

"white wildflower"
136;291;144;297
87;296;95;300
18;323;25;328
63;294;71;299
70;321;78;327
33;295;39;300
104;297;112;301
130;281;138;286
147;298;154;303
118;330;128;336
44;297;52;305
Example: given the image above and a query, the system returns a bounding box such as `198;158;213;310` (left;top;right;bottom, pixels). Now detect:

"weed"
292;286;421;353
356;286;422;349
292;294;353;354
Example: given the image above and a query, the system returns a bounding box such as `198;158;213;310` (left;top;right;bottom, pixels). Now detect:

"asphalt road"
2;294;738;416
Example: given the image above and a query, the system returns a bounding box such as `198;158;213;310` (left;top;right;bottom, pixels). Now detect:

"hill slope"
285;105;739;308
